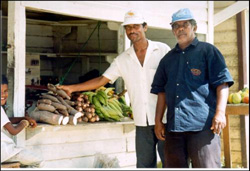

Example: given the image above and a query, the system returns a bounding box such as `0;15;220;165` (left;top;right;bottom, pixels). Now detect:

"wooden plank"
237;11;247;89
7;1;26;147
26;124;124;145
224;104;249;168
223;114;232;168
1;162;21;168
25;138;127;161
207;1;214;44
123;124;135;137
214;1;249;26
126;137;135;152
226;104;249;115
42;152;136;168
43;155;95;168
21;1;208;34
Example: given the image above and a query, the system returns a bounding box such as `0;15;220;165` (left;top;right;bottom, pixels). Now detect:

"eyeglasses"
172;22;190;30
124;24;141;31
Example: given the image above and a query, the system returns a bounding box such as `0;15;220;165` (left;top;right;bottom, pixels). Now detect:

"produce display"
228;87;249;104
29;84;133;126
83;86;133;122
30;83;83;125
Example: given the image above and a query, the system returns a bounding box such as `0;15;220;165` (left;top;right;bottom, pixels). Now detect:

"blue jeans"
136;125;165;168
164;129;221;168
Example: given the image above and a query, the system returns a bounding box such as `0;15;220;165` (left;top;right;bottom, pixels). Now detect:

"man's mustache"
177;32;186;36
129;33;138;36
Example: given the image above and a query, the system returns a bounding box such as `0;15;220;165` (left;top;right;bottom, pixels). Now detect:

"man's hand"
56;85;72;97
155;121;166;141
210;110;226;134
25;116;37;128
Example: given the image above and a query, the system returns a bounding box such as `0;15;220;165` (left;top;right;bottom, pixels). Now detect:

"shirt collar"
174;37;199;52
126;39;158;55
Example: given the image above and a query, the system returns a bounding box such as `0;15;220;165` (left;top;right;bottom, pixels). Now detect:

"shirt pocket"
186;60;207;84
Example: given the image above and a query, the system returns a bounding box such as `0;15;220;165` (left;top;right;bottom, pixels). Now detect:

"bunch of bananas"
82;86;133;121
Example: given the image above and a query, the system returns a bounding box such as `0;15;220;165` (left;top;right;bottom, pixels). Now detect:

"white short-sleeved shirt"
103;40;170;126
1;106;22;162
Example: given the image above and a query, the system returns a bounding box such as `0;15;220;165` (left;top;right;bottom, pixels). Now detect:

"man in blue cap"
151;8;234;168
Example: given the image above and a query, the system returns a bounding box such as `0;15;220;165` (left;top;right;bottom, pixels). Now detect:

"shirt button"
177;83;179;86
182;52;185;54
176;96;179;98
176;107;179;110
187;61;189;64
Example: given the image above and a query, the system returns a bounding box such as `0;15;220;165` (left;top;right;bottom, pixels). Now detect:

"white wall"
25;122;136;168
21;1;209;34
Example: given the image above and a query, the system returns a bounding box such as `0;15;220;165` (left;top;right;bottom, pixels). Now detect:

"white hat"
121;10;145;26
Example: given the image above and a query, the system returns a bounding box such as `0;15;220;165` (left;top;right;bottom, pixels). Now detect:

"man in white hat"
151;8;234;168
58;10;171;168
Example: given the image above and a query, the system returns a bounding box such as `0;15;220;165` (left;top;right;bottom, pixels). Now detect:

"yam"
37;99;52;105
47;83;57;94
51;102;67;110
58;109;69;116
30;109;63;125
68;115;77;125
57;96;82;118
41;93;60;103
57;89;71;100
61;116;69;125
64;100;75;106
37;103;56;112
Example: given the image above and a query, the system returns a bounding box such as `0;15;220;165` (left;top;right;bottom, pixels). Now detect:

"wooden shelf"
223;103;249;168
2;51;118;57
226;103;249;115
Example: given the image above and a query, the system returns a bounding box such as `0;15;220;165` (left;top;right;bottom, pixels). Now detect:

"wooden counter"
223;104;249;168
25;118;136;168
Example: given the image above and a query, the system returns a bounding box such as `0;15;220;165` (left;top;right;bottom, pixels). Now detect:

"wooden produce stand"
223;104;249;168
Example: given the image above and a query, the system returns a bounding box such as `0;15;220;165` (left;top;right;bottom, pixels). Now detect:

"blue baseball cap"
170;8;195;25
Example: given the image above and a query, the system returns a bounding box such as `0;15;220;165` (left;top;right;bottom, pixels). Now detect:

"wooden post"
7;1;26;147
223;114;232;168
237;10;248;169
206;1;214;44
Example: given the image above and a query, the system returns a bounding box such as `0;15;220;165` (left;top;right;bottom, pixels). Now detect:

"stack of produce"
228;87;249;104
83;86;133;122
30;83;83;125
70;93;100;123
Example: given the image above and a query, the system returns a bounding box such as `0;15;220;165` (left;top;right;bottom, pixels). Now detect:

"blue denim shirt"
151;37;234;132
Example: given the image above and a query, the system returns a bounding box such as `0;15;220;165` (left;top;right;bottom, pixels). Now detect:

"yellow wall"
214;10;243;168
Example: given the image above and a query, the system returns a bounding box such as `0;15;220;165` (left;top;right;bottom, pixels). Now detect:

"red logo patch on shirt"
191;68;201;76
